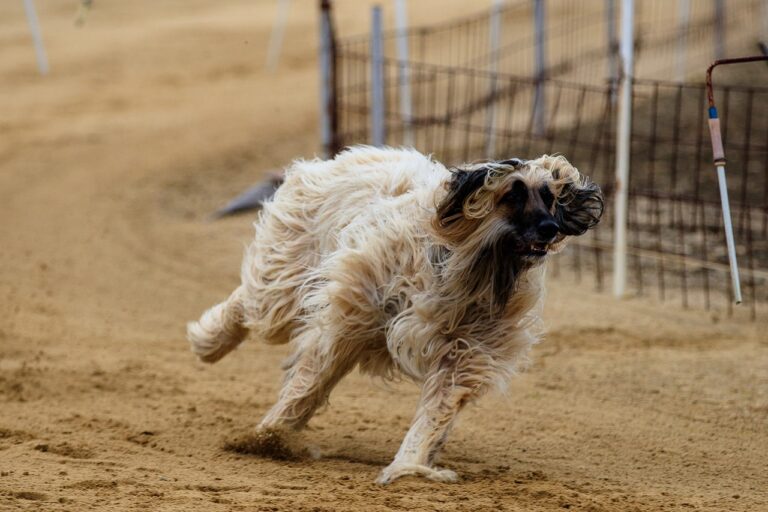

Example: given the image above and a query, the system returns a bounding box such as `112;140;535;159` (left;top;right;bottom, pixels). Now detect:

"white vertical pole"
533;0;546;136
485;0;504;158
266;0;292;71
714;0;725;59
675;0;691;82
716;165;743;303
613;0;634;298
371;5;386;147
22;0;49;75
319;0;333;158
707;101;742;304
394;0;413;147
675;0;690;82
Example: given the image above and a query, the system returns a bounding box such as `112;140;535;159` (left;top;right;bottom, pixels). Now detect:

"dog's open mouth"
526;242;549;257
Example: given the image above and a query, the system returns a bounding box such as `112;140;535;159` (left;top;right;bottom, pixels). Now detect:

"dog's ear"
554;179;604;236
433;166;490;243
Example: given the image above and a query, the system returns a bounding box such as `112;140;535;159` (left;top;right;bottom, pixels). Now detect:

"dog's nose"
537;220;559;241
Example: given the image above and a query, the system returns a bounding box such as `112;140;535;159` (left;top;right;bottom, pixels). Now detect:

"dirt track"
1;1;767;511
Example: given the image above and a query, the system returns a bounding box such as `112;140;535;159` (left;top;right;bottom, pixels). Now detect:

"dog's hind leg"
258;330;362;431
187;286;249;363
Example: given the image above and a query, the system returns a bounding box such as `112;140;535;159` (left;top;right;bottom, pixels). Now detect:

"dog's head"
433;155;603;310
434;155;603;255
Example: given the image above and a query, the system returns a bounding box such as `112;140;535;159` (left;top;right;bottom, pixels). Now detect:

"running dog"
188;146;603;483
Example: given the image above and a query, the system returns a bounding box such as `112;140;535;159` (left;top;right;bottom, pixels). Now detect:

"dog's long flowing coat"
188;146;603;483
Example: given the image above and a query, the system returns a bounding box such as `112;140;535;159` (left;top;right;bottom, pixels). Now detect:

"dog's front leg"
376;371;479;484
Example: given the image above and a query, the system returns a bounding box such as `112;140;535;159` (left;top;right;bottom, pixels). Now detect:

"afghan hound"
187;146;603;484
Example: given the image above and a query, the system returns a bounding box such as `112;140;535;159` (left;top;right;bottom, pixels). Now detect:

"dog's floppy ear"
496;158;527;168
433;166;490;243
554;179;604;236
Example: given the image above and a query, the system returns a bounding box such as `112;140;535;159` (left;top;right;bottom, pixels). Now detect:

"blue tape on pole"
708;106;718;119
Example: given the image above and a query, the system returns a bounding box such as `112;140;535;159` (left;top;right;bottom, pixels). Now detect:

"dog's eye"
502;180;528;206
539;186;555;209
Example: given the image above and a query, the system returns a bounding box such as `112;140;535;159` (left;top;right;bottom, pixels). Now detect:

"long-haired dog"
188;146;603;484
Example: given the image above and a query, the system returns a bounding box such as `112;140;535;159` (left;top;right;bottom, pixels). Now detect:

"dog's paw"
375;462;459;485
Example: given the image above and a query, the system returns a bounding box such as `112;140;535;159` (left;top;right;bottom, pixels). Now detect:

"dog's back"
188;146;446;362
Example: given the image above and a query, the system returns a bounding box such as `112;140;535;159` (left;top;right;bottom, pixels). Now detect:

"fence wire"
330;0;768;319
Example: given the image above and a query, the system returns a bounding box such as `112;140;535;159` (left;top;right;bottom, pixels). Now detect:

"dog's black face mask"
499;179;560;259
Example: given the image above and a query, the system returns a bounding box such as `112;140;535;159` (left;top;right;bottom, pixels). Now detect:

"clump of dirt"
223;428;307;461
126;431;155;446
34;442;94;459
64;480;118;490
0;428;33;442
10;491;48;501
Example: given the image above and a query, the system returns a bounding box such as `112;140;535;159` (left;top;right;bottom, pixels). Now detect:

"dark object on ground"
211;172;284;219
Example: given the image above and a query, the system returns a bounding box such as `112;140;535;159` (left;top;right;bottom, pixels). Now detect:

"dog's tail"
187;286;249;363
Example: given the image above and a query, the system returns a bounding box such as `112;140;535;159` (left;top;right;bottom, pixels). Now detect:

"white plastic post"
319;0;333;158
485;0;504;158
675;0;690;83
394;0;413;147
613;0;634;298
266;0;292;71
22;0;49;75
371;6;386;147
707;98;742;304
716;164;743;303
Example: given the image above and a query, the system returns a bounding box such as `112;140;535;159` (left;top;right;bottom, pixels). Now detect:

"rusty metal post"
485;0;504;158
532;0;546;135
606;0;618;101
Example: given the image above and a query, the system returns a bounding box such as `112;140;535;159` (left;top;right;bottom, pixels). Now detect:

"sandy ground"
1;1;767;511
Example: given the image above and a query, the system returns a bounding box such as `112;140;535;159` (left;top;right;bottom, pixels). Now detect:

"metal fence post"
763;0;768;44
394;0;413;147
606;0;618;101
371;5;386;147
533;0;546;136
22;0;49;75
485;0;504;158
675;0;690;82
613;0;634;298
714;0;725;59
319;0;338;158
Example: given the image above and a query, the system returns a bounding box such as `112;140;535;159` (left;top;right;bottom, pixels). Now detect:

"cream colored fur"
187;146;599;484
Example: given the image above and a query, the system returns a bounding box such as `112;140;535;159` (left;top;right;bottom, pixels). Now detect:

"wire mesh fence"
339;0;766;85
328;0;768;319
